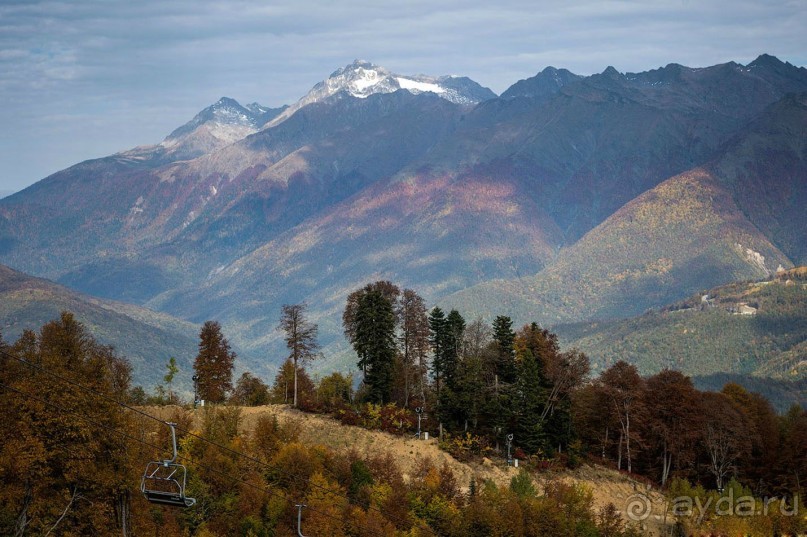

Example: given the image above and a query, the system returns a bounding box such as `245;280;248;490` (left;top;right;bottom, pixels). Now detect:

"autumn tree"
231;372;270;406
644;370;703;486
193;320;236;403
722;383;780;495
0;312;135;537
271;358;315;405
397;288;430;406
278;303;320;407
600;361;645;473
701;391;752;491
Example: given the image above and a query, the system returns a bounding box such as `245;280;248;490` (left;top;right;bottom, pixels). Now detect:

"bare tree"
278;303;319;407
600;361;645;473
702;391;751;491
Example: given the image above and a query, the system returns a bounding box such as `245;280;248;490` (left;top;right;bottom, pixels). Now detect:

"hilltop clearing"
147;404;669;533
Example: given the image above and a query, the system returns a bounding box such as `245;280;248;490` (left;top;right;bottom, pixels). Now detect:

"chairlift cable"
1;349;440;536
0;379;395;537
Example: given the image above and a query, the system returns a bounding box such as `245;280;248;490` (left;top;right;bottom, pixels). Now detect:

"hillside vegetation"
0;264;201;389
555;276;807;381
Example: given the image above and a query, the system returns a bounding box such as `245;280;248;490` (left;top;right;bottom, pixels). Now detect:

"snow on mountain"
165;97;262;142
268;60;496;126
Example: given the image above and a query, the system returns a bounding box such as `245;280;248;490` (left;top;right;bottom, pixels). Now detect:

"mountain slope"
0;264;202;390
554;277;807;380
444;91;807;325
0;55;805;373
148;167;565;361
417;56;807;241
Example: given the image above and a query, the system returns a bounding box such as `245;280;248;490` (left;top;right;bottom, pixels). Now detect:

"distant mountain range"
0;264;202;392
1;55;805;384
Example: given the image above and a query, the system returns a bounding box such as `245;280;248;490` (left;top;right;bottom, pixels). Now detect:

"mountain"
0;264;203;391
443;90;807;326
0;55;805;373
500;66;583;101
268;59;496;126
114;97;287;166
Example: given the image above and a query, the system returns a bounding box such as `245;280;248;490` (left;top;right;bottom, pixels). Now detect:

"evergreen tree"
514;349;548;454
443;309;465;392
351;289;397;403
492;316;516;384
278;303;319;407
193;320;236;403
428;307;448;397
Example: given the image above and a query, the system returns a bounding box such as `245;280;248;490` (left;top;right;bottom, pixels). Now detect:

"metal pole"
295;504;307;537
165;422;178;464
192;375;199;409
506;433;513;466
415;407;423;439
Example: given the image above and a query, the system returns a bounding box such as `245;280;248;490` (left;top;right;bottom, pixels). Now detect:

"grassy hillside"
554;278;807;383
0;264;202;391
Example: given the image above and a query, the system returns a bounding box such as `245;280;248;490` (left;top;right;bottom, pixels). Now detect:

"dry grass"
146;403;670;534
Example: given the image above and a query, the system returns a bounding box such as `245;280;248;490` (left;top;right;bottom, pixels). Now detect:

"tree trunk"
617;430;623;470
117;490;131;537
626;411;632;473
293;358;298;407
45;486;79;537
13;480;32;537
662;450;671;487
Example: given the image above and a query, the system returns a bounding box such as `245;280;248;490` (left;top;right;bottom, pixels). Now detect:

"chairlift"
141;422;196;507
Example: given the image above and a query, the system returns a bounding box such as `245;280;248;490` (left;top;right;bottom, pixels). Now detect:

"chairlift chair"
141;422;196;507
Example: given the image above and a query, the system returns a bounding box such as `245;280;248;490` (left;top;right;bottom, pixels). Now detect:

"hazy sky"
1;0;805;193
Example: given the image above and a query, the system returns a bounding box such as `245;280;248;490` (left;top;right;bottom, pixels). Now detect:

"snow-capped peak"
266;60;496;127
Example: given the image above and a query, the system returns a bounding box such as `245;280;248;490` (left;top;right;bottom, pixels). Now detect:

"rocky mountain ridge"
0;54;805;377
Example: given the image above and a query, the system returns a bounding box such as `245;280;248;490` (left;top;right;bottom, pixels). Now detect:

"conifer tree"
348;289;397;403
428;307;448;397
193;320;236;403
492;315;516;384
443;309;466;392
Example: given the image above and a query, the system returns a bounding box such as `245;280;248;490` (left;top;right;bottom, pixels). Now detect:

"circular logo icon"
626;493;652;521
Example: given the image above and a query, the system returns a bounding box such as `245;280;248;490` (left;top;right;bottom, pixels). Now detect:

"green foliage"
316;371;353;409
557;280;807;381
510;468;537;498
492;315;517;383
352;289;397;403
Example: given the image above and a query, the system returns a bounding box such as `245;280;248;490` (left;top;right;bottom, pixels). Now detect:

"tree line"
0;312;647;536
4;289;805;535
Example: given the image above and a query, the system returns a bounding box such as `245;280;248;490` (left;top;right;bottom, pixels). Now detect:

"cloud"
0;0;805;191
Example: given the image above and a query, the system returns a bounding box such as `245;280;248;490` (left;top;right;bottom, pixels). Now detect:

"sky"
1;0;805;194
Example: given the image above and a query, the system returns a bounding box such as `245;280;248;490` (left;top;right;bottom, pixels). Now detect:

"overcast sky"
1;0;805;193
